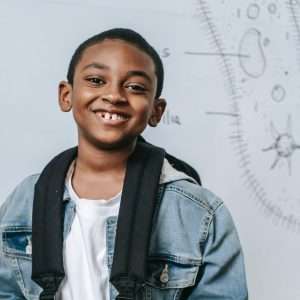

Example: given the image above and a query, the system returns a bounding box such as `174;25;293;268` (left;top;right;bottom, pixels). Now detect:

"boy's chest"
1;197;203;300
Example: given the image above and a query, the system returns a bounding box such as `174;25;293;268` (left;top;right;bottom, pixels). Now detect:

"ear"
58;81;73;112
148;98;167;127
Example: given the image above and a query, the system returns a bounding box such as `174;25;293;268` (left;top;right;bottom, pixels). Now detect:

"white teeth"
98;111;127;121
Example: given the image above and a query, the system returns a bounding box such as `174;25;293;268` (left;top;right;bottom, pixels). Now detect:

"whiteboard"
0;0;299;299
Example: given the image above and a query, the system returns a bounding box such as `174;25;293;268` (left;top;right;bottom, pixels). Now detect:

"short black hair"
67;28;164;98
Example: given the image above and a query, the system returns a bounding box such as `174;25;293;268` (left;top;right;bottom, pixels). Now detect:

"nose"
101;84;127;105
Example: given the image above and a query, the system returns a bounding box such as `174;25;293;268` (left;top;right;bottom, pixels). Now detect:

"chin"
93;135;137;151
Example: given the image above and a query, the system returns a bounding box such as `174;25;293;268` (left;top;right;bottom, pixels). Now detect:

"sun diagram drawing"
263;115;300;175
185;0;300;232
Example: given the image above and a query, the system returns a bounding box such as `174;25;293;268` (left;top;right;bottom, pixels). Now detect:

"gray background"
0;0;299;299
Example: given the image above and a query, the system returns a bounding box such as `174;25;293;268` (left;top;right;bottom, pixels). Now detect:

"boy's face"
59;39;166;150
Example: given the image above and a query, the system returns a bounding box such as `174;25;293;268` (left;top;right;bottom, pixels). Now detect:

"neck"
76;137;136;175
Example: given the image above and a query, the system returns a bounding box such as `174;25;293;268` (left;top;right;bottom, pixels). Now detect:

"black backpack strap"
110;141;165;299
32;147;77;299
34;274;64;300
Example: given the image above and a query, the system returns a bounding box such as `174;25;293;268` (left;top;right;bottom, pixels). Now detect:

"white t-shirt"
57;176;121;300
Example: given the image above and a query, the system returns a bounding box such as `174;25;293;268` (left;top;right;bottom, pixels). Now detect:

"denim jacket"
0;159;248;299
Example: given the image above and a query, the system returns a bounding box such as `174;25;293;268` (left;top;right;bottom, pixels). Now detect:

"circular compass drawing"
187;0;300;232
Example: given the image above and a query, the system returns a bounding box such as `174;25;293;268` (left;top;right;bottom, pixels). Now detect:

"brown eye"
126;84;147;93
87;77;105;85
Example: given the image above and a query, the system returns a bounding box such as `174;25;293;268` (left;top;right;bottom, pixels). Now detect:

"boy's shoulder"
160;159;223;214
0;174;40;226
163;179;223;215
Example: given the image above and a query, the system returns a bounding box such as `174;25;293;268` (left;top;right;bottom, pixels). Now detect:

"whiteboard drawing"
239;28;266;78
196;0;300;232
262;115;300;175
271;84;286;102
247;3;261;20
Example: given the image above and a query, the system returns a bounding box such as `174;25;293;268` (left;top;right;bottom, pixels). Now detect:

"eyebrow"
81;62;109;71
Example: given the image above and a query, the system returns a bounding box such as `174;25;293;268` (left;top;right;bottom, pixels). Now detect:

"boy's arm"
186;204;248;300
0;199;26;299
0;253;26;299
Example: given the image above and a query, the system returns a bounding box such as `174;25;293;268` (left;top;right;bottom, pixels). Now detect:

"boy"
0;28;248;299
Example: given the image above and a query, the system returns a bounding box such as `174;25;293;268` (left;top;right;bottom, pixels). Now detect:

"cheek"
72;88;94;103
71;99;90;126
134;100;154;119
71;107;82;127
71;90;92;114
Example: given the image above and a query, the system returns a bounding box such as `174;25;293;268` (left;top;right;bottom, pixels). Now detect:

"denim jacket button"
25;236;32;255
160;264;169;284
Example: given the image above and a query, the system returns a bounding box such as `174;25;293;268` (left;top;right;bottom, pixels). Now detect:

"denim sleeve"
188;204;248;300
0;198;26;299
0;253;26;299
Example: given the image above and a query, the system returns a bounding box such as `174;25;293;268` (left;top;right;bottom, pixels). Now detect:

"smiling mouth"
94;111;129;124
